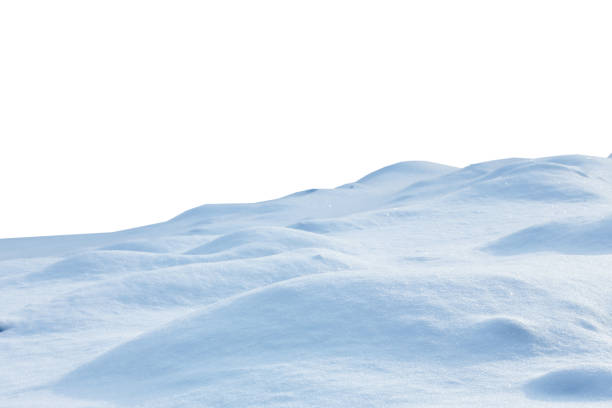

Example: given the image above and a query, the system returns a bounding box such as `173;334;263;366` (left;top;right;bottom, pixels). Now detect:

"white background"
1;0;611;238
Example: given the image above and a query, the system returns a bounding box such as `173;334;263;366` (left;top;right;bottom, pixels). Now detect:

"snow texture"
2;155;612;407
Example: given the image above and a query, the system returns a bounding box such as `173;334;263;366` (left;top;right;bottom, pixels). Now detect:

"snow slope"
2;155;612;407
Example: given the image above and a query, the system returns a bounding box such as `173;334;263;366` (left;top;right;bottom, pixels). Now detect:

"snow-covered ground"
2;155;612;407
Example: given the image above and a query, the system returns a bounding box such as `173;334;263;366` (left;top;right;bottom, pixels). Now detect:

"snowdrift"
485;216;612;255
393;156;612;203
55;271;590;403
3;155;612;407
524;367;612;401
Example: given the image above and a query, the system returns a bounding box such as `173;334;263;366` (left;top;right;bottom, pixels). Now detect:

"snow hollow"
2;155;612;407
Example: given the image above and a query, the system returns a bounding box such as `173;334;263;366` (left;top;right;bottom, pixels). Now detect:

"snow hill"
2;155;612;407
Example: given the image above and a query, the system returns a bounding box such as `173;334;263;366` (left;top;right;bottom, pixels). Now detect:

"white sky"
1;1;611;238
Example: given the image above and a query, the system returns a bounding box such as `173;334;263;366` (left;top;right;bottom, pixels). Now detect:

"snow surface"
2;155;612;407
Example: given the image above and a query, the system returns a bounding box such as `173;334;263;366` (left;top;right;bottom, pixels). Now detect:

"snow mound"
356;161;457;187
31;251;196;281
5;154;612;407
485;216;612;255
24;250;356;332
524;367;612;401
170;202;283;225
185;227;336;257
394;156;611;203
464;317;538;355
55;272;576;403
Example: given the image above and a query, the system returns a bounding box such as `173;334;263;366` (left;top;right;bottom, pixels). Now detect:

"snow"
485;216;612;255
2;155;612;407
524;367;612;401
